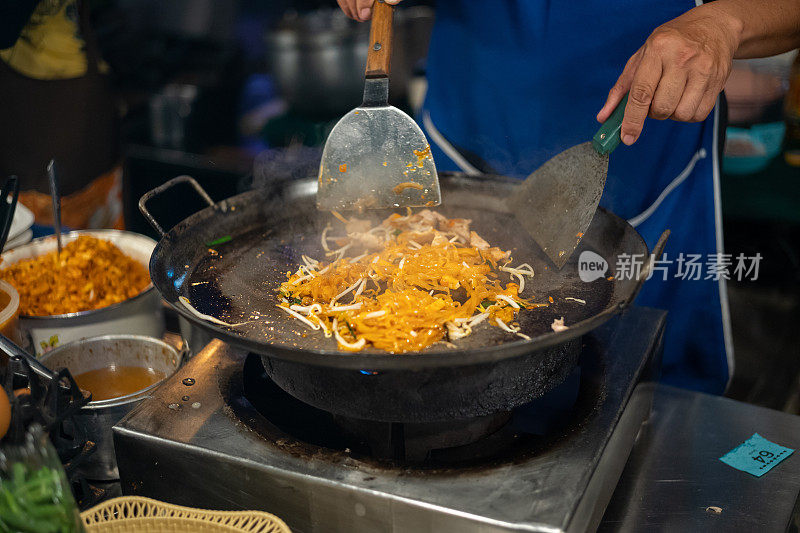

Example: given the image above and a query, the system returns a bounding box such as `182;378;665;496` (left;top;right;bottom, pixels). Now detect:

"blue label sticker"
720;433;794;477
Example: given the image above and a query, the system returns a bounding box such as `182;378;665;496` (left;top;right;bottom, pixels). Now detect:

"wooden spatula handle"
365;0;394;79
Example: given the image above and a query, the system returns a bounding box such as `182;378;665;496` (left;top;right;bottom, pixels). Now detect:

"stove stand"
114;307;665;533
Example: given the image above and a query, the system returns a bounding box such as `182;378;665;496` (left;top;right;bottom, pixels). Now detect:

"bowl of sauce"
73;365;167;402
40;335;183;480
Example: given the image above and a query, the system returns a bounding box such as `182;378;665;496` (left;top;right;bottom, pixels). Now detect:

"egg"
0;388;11;440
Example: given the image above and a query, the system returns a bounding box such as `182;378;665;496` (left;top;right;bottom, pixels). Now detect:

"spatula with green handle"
507;94;629;269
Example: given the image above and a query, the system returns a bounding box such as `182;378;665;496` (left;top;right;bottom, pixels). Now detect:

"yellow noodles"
278;210;542;352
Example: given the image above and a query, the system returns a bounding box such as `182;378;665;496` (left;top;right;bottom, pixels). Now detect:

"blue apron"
421;0;732;393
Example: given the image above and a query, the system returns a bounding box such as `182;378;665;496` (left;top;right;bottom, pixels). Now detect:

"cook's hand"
337;0;402;22
597;6;741;145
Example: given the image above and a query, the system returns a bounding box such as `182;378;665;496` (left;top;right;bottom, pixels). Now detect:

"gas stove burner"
332;411;512;463
116;308;666;533
238;347;594;466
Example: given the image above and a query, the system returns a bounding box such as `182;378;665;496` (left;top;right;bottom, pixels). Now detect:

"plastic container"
0;280;21;345
0;425;85;533
723;122;787;175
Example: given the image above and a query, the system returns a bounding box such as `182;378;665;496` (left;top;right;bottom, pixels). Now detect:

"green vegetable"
205;235;232;247
0;463;84;533
339;319;356;337
280;291;302;305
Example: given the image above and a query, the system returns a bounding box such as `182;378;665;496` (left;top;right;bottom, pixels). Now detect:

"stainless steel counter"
112;305;800;532
114;308;666;533
600;384;800;531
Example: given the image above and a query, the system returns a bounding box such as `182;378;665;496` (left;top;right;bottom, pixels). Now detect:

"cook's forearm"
705;0;800;59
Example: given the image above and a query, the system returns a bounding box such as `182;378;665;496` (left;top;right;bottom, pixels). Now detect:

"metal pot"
265;7;434;119
0;230;165;356
40;335;183;481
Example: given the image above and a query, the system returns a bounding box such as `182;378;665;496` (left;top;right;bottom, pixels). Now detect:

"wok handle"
365;0;394;79
138;175;215;237
592;93;628;155
623;229;671;308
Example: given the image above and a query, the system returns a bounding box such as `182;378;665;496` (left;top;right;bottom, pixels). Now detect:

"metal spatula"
317;0;440;211
507;95;629;269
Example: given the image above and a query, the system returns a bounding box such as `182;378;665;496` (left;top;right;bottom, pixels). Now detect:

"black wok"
140;174;666;422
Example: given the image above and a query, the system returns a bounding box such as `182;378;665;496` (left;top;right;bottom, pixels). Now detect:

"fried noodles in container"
0;236;151;317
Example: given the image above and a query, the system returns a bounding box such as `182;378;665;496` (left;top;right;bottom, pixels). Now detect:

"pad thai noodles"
278;209;549;353
0;236;150;316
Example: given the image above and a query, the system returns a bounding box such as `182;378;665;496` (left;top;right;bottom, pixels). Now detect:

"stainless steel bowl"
0;229;165;356
40;335;184;481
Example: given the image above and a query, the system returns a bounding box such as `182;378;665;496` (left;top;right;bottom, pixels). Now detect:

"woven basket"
81;496;291;533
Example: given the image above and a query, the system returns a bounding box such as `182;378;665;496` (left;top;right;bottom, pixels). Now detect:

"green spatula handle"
365;0;394;79
592;93;628;155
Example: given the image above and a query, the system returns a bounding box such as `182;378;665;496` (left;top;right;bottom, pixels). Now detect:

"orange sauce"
73;366;166;401
413;146;431;167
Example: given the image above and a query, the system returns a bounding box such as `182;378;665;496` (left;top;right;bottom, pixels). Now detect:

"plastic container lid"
0;280;20;327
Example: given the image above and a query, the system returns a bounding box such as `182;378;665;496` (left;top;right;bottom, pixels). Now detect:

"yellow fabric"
0;0;87;80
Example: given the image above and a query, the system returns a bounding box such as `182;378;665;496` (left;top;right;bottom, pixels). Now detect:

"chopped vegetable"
205;235;232;247
0;463;83;532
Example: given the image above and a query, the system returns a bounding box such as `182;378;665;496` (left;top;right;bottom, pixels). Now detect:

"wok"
140;174;666;422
